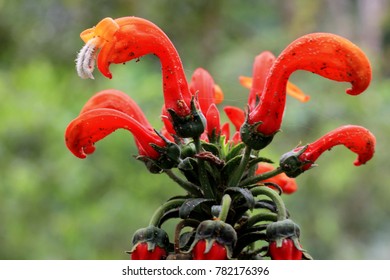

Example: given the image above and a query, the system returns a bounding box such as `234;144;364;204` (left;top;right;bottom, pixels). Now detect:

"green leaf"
179;198;215;219
247;156;274;170
221;155;242;183
178;157;196;171
225;142;245;162
224;187;255;211
201;141;220;157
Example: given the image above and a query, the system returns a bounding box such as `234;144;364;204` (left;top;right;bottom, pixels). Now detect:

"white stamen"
75;39;98;79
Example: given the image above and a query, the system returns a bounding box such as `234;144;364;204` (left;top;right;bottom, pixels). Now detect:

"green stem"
228;145;252;187
239;167;283;187
193;137;214;199
250;186;287;221
164;169;203;197
149;198;186;227
218;194;232;222
246;212;278;228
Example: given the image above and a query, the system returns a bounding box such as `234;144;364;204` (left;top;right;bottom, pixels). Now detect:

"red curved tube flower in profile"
65;89;167;160
241;33;372;150
279;125;376;178
75;16;193;120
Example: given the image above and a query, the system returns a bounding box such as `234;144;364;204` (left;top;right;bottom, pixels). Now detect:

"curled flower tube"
65;108;166;159
65;89;178;162
76;16;193;119
242;33;372;150
279;125;376;177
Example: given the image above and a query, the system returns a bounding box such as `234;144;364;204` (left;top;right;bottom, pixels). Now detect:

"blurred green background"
1;0;389;259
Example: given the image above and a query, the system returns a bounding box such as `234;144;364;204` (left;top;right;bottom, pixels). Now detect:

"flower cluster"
66;16;375;259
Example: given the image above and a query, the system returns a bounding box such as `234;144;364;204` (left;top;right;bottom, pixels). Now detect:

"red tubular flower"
280;125;376;177
65;90;166;160
242;33;372;150
256;163;297;194
269;239;302;260
76;16;192;118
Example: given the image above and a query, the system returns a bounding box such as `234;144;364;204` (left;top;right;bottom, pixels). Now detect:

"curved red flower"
247;33;372;139
76;17;192;118
65;90;166;159
280;125;376;177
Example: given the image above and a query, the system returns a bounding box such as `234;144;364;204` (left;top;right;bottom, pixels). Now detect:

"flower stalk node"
167;97;206;138
240;120;275;150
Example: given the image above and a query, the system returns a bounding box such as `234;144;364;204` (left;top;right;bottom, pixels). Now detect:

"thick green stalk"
246;212;278;228
218;194;232;222
149;198;186;227
228;145;252;187
239;167;283;187
251;186;287;221
193;137;214;199
164;169;203;197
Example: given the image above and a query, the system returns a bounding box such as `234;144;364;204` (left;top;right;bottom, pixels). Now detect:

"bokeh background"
1;0;390;259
